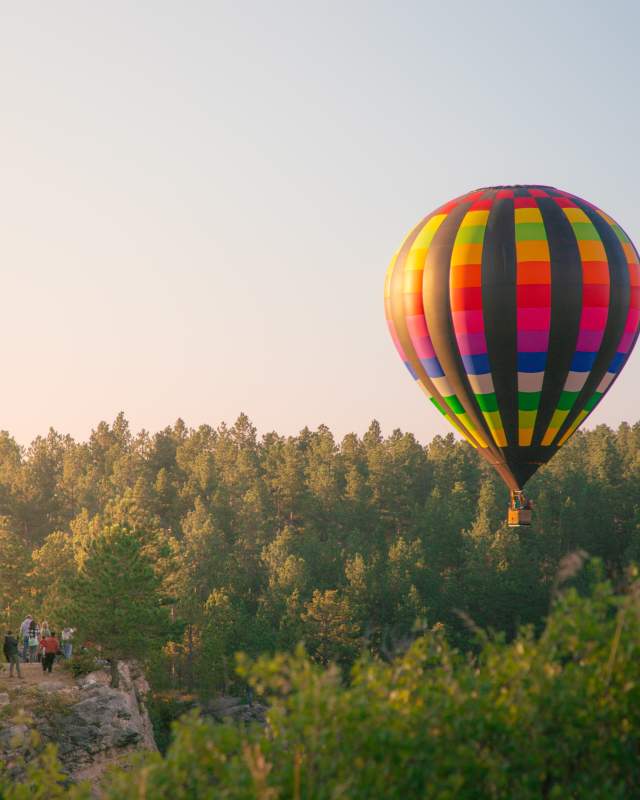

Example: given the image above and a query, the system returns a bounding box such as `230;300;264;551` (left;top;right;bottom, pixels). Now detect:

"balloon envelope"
385;185;640;490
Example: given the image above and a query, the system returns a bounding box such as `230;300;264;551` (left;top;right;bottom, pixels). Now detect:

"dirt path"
0;660;74;690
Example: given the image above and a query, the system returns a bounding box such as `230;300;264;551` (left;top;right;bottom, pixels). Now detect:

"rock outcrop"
0;661;156;786
206;694;267;725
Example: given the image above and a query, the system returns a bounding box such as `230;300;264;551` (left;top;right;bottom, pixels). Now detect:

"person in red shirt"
40;631;60;673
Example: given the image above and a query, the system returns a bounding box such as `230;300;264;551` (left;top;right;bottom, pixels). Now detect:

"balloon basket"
507;507;532;527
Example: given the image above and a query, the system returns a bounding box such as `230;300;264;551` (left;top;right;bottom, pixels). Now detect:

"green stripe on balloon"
518;391;541;411
515;222;547;241
444;396;465;415
430;398;447;415
476;393;499;412
558;390;580;410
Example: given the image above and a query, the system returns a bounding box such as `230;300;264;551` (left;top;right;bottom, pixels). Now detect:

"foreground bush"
3;571;640;799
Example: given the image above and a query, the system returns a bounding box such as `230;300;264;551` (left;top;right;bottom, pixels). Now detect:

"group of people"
2;615;75;679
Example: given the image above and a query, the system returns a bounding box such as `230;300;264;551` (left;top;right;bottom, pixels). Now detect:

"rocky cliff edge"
0;660;157;785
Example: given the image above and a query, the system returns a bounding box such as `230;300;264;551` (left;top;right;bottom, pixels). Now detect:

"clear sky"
1;1;639;445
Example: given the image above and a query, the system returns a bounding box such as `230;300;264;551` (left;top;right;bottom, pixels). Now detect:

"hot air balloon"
384;185;640;526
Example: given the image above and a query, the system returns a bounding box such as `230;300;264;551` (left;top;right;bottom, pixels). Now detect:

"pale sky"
1;1;639;445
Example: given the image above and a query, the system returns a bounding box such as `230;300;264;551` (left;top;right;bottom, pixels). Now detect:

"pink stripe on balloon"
517;330;549;352
456;332;488;355
576;329;605;351
406;315;436;359
517;307;551;330
617;330;635;353
413;336;436;359
625;309;640;332
451;309;484;333
580;307;608;331
406;314;428;339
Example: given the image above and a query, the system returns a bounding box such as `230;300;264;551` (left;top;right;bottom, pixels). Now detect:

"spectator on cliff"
61;626;75;659
19;615;32;661
3;631;22;678
40;631;60;674
28;619;40;663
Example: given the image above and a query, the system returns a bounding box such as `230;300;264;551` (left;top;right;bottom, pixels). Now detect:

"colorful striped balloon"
384;185;640;491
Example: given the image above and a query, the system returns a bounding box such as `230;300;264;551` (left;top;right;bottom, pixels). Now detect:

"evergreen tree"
30;530;77;624
301;589;360;666
68;525;171;686
0;519;31;626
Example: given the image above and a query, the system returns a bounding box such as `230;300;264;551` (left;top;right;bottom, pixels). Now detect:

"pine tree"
30;530;78;624
0;519;31;627
68;525;170;686
301;589;360;666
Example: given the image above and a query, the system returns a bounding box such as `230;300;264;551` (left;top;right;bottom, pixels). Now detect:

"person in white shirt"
19;615;32;662
27;620;40;663
61;627;75;659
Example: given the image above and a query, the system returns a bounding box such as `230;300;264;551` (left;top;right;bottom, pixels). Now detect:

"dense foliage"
0;414;639;692
2;572;639;798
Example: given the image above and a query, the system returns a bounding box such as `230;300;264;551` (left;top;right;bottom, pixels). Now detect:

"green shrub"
60;651;99;678
147;693;196;754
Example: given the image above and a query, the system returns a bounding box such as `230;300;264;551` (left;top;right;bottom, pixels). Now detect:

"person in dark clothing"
3;631;22;678
40;631;60;673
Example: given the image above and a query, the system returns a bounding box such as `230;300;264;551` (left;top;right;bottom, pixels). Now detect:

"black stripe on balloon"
482;196;518;449
497;188;549;487
532;196;583;446
555;199;630;444
422;192;508;471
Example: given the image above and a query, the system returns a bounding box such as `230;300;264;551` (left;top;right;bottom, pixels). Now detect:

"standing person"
3;631;22;678
28;619;40;663
40;620;51;638
61;626;75;659
19;615;32;661
40;631;60;674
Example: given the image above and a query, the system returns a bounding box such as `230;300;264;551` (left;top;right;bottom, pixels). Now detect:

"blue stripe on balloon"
570;351;597;372
517;352;547;372
420;357;445;377
404;362;418;380
461;354;491;374
609;352;625;373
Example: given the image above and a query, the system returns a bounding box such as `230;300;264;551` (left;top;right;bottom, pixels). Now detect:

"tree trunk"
109;658;120;688
187;623;194;693
170;606;177;687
